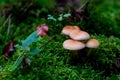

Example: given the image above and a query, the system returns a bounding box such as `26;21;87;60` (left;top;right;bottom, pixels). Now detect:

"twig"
39;35;56;49
7;15;11;36
0;16;9;32
79;0;89;10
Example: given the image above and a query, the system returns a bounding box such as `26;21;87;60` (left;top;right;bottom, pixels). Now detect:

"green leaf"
58;14;63;21
8;56;24;71
22;31;41;50
48;15;56;21
29;48;41;56
63;13;71;17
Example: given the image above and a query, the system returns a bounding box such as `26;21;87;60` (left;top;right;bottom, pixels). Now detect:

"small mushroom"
63;39;85;57
61;25;80;35
86;39;100;56
69;29;90;40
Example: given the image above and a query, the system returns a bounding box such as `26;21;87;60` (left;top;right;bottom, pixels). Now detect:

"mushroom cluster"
61;25;100;57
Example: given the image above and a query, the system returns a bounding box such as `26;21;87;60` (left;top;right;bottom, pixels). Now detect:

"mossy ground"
0;0;120;80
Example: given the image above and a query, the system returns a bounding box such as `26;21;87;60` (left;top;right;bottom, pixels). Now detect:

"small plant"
1;24;50;76
47;13;71;21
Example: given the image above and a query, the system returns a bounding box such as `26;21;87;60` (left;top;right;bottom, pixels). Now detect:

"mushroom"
69;29;90;40
63;39;85;57
86;39;100;56
61;25;80;35
73;26;80;30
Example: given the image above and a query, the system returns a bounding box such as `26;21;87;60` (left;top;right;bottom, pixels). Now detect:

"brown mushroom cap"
63;39;85;50
69;29;90;40
61;25;80;35
86;39;100;48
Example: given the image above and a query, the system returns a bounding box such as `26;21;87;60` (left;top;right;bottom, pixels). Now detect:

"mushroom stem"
86;48;92;57
71;50;79;62
73;50;78;58
71;50;77;56
72;50;84;59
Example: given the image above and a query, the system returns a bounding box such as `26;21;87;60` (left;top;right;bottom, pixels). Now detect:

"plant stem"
7;15;11;37
74;50;78;57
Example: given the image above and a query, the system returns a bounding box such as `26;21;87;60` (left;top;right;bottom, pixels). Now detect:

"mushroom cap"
63;39;85;50
73;26;80;30
61;25;80;35
69;29;90;40
86;39;100;48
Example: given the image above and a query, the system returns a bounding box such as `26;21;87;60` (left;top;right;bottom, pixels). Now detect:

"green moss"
84;0;120;37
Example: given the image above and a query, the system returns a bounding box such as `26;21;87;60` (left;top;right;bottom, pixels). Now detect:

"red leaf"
3;41;15;57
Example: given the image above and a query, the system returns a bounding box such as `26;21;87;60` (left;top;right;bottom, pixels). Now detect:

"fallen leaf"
3;41;15;57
